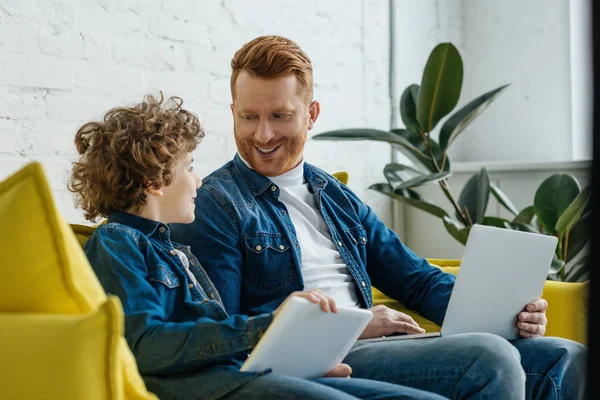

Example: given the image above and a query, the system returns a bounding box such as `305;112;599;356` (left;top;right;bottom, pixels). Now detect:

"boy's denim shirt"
170;153;456;324
85;211;273;400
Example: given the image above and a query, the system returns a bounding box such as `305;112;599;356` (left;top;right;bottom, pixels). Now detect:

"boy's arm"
171;188;245;315
85;228;272;375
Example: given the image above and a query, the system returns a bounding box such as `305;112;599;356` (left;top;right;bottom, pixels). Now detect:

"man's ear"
230;103;235;116
308;100;320;130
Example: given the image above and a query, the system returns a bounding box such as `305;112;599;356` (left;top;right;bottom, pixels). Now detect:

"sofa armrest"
372;259;588;345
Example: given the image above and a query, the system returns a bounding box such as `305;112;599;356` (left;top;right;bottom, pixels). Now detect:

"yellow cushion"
332;171;349;185
0;297;123;400
0;162;157;400
372;259;588;345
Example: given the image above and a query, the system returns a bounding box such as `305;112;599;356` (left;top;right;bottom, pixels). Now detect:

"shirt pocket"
344;226;369;247
148;265;181;289
244;233;294;292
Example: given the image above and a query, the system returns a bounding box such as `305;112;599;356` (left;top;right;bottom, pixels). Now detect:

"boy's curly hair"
69;93;204;222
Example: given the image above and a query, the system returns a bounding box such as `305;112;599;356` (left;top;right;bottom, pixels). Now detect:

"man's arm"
171;188;245;315
85;227;271;375
343;186;455;326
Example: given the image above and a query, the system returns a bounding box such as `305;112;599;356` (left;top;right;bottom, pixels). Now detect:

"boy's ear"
144;181;163;196
146;187;163;196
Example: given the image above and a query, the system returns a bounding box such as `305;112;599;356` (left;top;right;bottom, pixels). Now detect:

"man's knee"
457;333;525;386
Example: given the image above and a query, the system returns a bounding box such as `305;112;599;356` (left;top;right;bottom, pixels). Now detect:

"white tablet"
240;296;373;378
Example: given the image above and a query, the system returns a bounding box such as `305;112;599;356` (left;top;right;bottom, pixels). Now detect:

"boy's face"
159;152;202;224
231;71;320;177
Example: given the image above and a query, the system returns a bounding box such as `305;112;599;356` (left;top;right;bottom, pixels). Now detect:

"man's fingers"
526;298;548;312
519;311;547;326
391;320;425;334
518;321;546;336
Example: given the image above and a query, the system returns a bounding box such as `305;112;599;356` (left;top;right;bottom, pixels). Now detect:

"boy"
69;93;446;400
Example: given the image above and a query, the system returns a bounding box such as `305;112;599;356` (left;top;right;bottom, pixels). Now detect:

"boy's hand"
325;363;352;378
274;289;338;316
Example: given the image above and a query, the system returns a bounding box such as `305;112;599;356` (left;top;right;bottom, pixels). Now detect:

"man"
171;35;587;399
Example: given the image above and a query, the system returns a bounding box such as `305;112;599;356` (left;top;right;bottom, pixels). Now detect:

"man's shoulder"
198;161;251;206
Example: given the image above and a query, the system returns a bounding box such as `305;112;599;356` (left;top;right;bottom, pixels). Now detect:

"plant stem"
440;152;447;171
439;179;468;225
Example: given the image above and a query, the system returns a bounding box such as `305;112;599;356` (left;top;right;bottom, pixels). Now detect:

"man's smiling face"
231;71;318;177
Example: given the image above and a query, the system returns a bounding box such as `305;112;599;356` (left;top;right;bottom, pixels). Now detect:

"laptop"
240;296;373;378
361;224;558;342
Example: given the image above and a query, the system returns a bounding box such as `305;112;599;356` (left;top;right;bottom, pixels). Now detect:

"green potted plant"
313;42;590;282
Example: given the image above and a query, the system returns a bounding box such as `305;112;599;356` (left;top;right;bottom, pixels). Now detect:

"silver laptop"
361;224;558;342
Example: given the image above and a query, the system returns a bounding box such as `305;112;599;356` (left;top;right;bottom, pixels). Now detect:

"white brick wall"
0;0;391;225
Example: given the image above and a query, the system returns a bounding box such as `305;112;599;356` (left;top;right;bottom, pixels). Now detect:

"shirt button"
255;245;262;251
188;283;194;289
337;241;343;247
169;249;176;255
361;237;367;243
271;186;277;191
166;278;171;285
295;243;300;247
282;210;287;216
361;281;366;287
210;293;215;299
159;226;166;233
279;245;285;250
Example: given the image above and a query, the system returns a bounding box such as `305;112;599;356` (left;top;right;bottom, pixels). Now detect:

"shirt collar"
107;211;168;238
232;153;328;196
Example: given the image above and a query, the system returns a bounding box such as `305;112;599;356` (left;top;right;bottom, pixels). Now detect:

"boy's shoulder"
89;221;148;248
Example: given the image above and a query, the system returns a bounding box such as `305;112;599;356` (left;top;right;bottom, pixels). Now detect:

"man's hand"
325;363;352;378
518;298;548;338
274;289;338;316
358;305;425;339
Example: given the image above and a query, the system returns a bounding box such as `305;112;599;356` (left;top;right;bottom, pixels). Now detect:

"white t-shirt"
241;156;360;308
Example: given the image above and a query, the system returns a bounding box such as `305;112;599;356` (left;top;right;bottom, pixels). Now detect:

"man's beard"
234;125;307;177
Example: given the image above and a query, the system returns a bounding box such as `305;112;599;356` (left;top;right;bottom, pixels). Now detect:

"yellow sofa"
0;162;158;400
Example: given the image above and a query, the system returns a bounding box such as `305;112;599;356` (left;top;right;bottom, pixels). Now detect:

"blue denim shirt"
170;154;456;324
84;211;273;400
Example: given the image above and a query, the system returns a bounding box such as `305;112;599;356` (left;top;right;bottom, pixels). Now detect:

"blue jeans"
223;374;448;400
343;333;587;400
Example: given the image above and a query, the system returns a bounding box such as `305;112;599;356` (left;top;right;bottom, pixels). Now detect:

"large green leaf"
312;128;416;148
565;255;590;282
396;171;452;190
483;216;511;229
383;163;451;190
391;129;451;173
490;182;519;216
533;174;580;236
400;84;421;133
442;216;470;245
417;43;463;133
383;164;423;188
508;221;541;234
369;183;448;218
555;185;590;237
513;206;536;225
438;84;509;151
457;168;490;224
567;213;590;260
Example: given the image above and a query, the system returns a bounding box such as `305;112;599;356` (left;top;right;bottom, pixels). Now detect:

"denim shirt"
170;154;456;324
84;211;273;400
